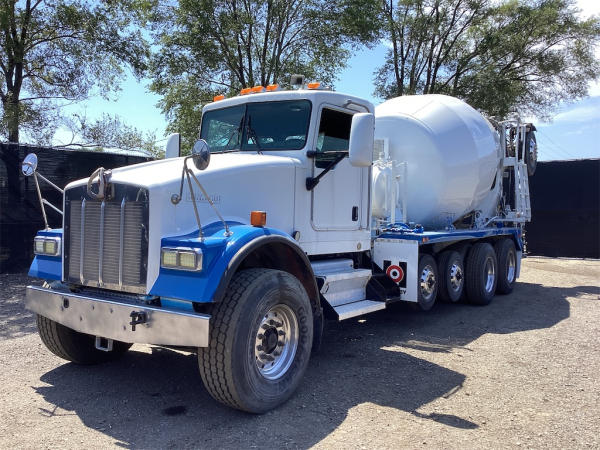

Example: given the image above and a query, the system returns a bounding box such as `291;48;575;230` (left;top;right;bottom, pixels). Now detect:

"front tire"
36;315;132;364
198;268;313;413
465;243;498;305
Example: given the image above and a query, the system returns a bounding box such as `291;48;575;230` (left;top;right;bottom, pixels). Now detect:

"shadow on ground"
31;281;591;448
0;273;39;339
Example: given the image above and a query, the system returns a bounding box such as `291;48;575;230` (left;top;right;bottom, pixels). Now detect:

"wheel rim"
254;304;299;380
484;256;496;293
449;262;463;293
420;265;436;301
506;251;516;283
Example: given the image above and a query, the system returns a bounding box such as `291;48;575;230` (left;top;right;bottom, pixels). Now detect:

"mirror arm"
306;153;347;191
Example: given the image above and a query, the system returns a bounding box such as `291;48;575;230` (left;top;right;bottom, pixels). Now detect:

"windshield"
200;100;312;153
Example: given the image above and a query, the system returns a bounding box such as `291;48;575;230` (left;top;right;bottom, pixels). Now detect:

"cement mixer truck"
22;79;536;413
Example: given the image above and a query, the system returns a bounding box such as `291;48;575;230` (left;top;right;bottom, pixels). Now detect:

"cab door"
310;106;368;231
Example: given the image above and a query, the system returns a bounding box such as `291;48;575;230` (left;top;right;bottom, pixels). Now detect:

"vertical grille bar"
98;200;105;286
119;198;125;289
80;199;86;284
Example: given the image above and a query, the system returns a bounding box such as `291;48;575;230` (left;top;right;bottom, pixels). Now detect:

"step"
312;259;373;307
334;299;386;321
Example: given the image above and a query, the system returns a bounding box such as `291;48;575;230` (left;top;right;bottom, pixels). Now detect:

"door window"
315;108;353;168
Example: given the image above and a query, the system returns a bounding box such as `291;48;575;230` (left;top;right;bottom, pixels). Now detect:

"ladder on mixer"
500;121;532;223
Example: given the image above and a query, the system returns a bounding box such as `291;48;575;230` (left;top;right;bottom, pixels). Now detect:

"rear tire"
36;315;132;364
198;268;313;413
465;243;498;305
495;239;517;295
437;250;464;303
416;254;438;311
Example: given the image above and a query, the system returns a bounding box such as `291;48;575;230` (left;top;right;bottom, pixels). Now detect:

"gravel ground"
0;257;598;449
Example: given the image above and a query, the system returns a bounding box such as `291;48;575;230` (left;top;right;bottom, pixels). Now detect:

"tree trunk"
6;98;20;143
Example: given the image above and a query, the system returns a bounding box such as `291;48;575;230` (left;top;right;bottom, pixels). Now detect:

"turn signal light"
213;94;225;102
250;211;267;227
266;84;279;91
251;86;265;93
307;82;321;89
240;88;252;95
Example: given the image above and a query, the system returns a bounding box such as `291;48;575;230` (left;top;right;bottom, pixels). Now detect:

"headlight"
161;247;202;271
34;236;61;257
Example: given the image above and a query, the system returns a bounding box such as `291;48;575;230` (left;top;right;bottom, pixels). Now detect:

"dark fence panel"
526;159;599;259
0;143;152;273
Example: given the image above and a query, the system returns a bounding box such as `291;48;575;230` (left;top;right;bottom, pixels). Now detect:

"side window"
315;108;353;168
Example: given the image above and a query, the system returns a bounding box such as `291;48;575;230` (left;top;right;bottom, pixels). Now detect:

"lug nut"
256;345;264;351
277;340;285;347
257;333;264;339
278;330;285;336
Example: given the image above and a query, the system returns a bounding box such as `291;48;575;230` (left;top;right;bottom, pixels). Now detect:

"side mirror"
165;133;180;159
348;113;374;167
21;153;38;176
191;139;211;170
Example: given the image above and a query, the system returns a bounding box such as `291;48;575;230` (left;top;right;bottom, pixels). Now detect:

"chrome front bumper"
25;285;210;347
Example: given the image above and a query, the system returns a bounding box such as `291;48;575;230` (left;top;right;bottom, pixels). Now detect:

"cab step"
334;299;386;321
311;258;386;320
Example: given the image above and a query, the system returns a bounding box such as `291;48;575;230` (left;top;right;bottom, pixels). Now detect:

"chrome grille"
65;185;148;294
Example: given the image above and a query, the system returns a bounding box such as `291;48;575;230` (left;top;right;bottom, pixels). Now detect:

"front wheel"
36;315;132;364
198;268;313;413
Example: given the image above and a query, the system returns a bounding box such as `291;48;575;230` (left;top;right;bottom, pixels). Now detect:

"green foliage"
0;0;151;143
149;0;379;149
374;0;600;118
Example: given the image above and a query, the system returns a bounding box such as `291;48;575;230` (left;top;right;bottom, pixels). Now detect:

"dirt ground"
0;257;598;449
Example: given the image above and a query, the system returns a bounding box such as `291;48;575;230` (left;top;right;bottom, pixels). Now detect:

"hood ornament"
171;139;231;239
87;167;112;200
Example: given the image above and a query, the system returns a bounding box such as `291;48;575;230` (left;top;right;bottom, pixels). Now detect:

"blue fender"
28;229;63;280
149;223;312;303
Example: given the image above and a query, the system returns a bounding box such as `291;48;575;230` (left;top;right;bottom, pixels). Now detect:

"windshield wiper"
245;116;263;154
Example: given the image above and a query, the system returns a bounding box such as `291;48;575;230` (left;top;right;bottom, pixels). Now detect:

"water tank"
373;94;500;228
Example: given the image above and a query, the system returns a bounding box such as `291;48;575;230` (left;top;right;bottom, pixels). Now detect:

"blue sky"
54;0;599;161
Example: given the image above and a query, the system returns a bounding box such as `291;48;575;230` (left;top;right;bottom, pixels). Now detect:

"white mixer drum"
374;94;500;228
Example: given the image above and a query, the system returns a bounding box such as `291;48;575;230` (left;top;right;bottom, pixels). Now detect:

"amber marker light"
251;86;265;93
213;94;225;102
250;211;267;227
240;87;252;95
266;84;279;91
307;82;321;89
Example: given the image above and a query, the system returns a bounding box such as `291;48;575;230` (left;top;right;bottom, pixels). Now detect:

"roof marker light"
250;211;267;227
251;86;265;93
240;88;251;95
266;84;279;92
213;94;225;102
307;82;321;90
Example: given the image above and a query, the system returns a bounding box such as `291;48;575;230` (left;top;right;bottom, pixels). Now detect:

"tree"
61;113;163;157
374;0;600;118
0;0;150;143
149;0;379;148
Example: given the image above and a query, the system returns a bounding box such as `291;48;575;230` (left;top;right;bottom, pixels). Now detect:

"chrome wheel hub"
507;251;516;283
254;304;298;380
484;256;496;293
449;263;464;293
420;265;436;300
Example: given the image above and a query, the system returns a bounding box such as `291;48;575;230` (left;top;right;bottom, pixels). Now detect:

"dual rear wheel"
416;238;517;310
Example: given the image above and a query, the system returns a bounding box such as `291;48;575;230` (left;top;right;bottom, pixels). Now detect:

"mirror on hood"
192;139;211;170
21;153;38;176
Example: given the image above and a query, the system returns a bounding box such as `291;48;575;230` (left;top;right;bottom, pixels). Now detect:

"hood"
65;152;300;191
